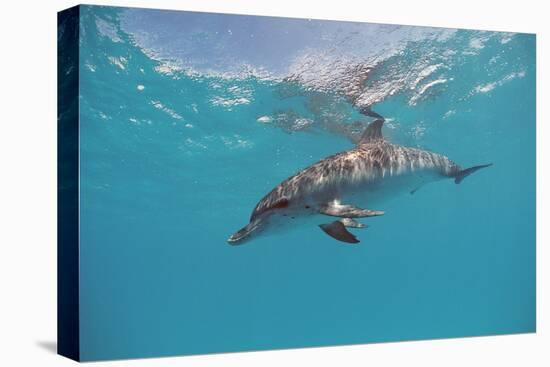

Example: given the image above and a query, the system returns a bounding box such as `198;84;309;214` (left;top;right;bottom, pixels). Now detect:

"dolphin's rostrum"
228;118;491;245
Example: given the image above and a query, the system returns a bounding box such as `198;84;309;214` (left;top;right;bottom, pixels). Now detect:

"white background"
0;0;547;365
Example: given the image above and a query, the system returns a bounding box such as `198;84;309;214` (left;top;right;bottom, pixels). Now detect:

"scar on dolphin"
228;110;492;245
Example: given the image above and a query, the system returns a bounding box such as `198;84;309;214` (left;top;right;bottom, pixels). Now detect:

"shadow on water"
36;340;57;354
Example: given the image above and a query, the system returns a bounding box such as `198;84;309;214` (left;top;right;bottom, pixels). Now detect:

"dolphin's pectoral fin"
320;202;384;218
339;218;367;228
319;221;360;244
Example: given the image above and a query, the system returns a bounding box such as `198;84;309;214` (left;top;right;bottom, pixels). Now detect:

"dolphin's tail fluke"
454;163;493;184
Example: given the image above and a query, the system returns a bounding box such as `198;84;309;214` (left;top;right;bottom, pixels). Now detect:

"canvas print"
58;5;536;362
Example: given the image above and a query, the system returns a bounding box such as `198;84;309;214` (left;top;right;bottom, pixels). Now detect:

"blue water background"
76;5;536;361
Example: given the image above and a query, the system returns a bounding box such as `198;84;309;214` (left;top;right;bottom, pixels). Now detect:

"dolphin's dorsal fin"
358;119;384;145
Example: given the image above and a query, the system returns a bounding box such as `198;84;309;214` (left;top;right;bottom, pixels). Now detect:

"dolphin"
228;118;491;245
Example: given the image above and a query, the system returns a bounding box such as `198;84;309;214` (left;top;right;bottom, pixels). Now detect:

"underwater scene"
69;5;535;361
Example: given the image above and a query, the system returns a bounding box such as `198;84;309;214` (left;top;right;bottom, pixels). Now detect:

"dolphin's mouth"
227;232;247;244
227;221;261;245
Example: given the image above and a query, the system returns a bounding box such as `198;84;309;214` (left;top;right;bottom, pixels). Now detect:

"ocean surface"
71;5;535;361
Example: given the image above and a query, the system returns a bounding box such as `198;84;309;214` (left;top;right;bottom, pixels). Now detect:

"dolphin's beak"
227;220;261;245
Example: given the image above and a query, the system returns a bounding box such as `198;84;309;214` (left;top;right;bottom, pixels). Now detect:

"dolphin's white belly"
341;169;442;208
262;174;429;238
255;209;326;239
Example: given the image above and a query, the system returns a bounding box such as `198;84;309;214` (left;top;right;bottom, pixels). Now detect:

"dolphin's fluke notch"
319;221;360;244
454;163;493;184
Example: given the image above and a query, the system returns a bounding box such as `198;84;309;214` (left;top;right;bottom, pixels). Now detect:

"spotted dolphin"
228;118;491;244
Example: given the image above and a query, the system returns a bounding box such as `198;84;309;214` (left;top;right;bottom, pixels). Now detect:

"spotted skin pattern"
250;141;461;222
228;119;489;244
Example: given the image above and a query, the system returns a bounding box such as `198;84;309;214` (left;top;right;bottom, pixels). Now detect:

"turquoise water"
75;5;535;361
